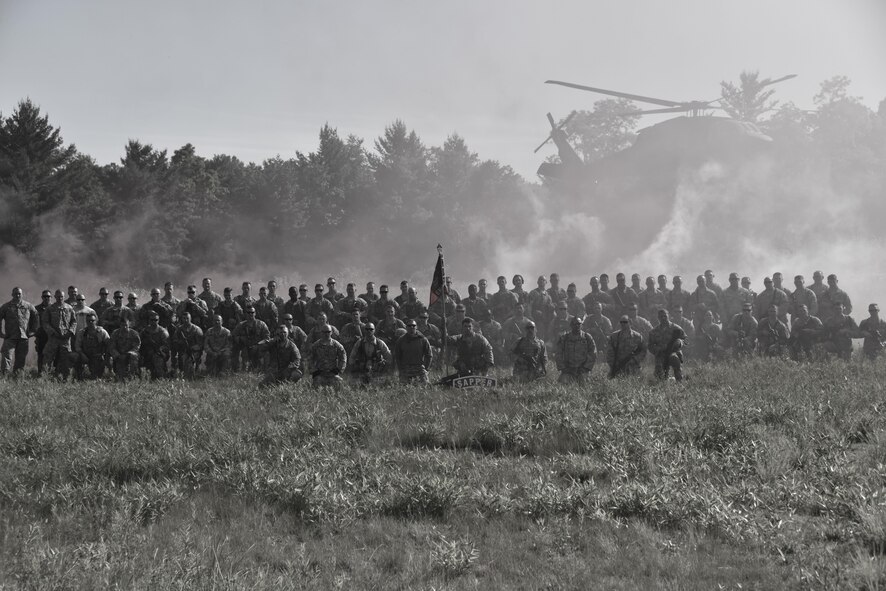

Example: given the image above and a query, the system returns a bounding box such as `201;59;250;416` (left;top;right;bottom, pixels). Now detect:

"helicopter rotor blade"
546;112;556;129
533;135;553;154
760;74;798;88
614;107;692;116
545;80;682;108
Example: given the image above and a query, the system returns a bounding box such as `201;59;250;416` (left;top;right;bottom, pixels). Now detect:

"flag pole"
437;244;447;373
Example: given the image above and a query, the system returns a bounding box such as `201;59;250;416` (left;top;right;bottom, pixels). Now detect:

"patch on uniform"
452;376;497;389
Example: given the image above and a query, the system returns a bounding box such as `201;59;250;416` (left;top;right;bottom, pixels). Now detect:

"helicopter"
536;74;797;253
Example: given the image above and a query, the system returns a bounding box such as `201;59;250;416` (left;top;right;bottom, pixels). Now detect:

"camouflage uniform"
754;287;789;323
338;321;365;357
369;298;399;324
376;316;406;348
648;321;687;379
0;297;39;374
43;301;77;378
110;326;143;381
756;317;789;357
609;287;639;319
283;299;311;332
177;298;210;330
692;320;723;363
606;328;646;377
638;288;666;321
688;286;720;321
234;294;255;313
203;325;232;375
90;297;113;321
501;315;530;359
582;288;615;320
790;287;818;319
479;317;505;366
628;314;654;342
198;289;223;319
258;338;303;387
171;322;204;379
216;299;244;332
727;313;758;356
789;314;824;361
859;316;886;360
72;325;110;379
819;288;852;323
581;313;612;362
348;336;393;384
462;297;490;323
138;325;168;380
232;319;270;371
393;332;433;384
489;289;519;323
513;335;548;382
555;330;595;384
720;286;753;323
398;299;427;321
307;323;339;345
667;288;692;317
100;304;135;336
821;313;858;360
308;338;347;387
528;288;555;339
35;299;49;374
252;297;279;331
451;333;494;376
140;300;175;330
565;295;586;320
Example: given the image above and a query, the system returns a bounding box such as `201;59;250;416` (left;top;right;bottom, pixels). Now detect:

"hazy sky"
2;0;884;178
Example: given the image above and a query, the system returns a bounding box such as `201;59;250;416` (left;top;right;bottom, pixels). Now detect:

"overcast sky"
1;0;884;178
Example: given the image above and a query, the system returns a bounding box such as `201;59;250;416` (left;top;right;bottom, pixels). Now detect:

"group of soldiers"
0;269;883;387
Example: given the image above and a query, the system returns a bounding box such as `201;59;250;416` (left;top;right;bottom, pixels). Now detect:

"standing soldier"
479;309;505;366
308;324;347;388
607;316;646;378
308;284;336;323
199;278;223;324
501;303;530;359
788;304;823;362
234;281;255;312
667;276;691;317
757;305;789;358
216;287;244;332
35;290;52;374
337;283;368;324
140;288;174;330
754;277;789;323
627;303;653;342
139;311;169;380
394;319;433;384
511;274;530;307
555;316;595;384
490;276;519;323
307;312;339;344
90;288;113;321
203;314;232;376
583;276;615;322
809;270;827;301
548;301;573;348
720;273;753;323
252;286;279;331
648;309;687;380
348;322;393;385
257;326;303;388
397;287;426;321
416;311;443;365
71;313;110;380
859;304;886;361
325;277;344;305
547;273;567;305
638;276;666;321
444;276;462;304
171;311;203;379
394;280;410;307
477;278;490;300
71;294;96;334
690;274;720;322
741;276;757;302
43;289;77;379
65;286;79;306
283;286;311;332
126;293;140;329
630;273;643;295
177;285;210;330
110;315;142;381
0;287;39;375
609;273;639;319
529;275;555;339
368;285;398;324
581;301;612;362
338;309;366;356
100;291;135;335
449;318;494;377
266;280;285;310
819;274;853;323
376;305;406;348
727;303;758;357
161;281;180;309
512;321;547;382
359;282;379;304
704;270;725;304
565;283;586;320
232;306;270;371
657;275;670;299
790;275;818;322
822;302;858;361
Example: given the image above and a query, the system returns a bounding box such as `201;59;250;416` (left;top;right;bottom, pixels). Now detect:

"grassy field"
1;358;885;590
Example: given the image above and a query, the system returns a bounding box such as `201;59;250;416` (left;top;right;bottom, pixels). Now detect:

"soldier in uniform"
338;309;366;355
398;287;426;321
283;286;311;332
583;276;615;322
359;282;379;304
607;316;646;378
43;289;77;379
1;287;39;375
266;280;285;310
203;314;232;376
667;276;691;318
308;324;347;388
501;302;529;360
65;285;79;306
630;273;643;296
126;293;140;328
648;309;687;380
444;276;462;304
140;288;175;330
479;309;505;367
609;273;639;319
234;281;255;312
548;301;573;348
449;318;494;377
511;274;530;307
308;284;336;323
581;301;612;362
809;271;827;301
325;277;344;305
727;303;758;357
298;284;311;303
348;322;393;385
162;281;180;309
512;321;547;382
376;305;406;348
741;277;757;302
279;314;309;358
528;275;554;340
704;270;724;303
638;276;666;321
232;306;270;371
393;319;433;384
369;285;399;323
477;278;489;301
788;304;823;362
71;295;96;336
657;275;670;298
252;286;279;331
416;311;442;364
693;309;724;363
257;326;303;388
337;283;369;325
490;276;519;323
689;274;720;322
198;277;223;322
555;316;595;384
754;277;789;323
394;280;410;307
171;311;204;379
547;273;567;305
101;291;135;336
789;275;818;321
308;312;339;344
627;303;653;342
35;290;51;374
822;302;857;361
462;285;489;322
721;273;753;323
90;288;112;321
756;305;789;358
110;315;142;381
71;313;110;380
565;283;586;319
819;274;852;323
859;304;886;361
216;287;244;332
139;311;170;380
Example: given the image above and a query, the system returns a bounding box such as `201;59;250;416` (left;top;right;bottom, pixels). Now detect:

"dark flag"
429;244;445;307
